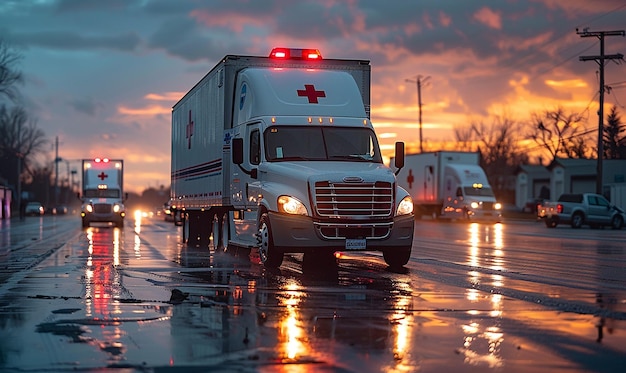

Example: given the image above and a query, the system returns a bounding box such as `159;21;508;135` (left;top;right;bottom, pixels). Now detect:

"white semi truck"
170;47;414;268
394;151;501;221
79;158;127;228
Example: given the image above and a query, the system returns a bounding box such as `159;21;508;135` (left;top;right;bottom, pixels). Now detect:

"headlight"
470;201;480;209
396;195;413;216
86;204;93;213
113;204;121;213
278;195;308;215
494;202;502;210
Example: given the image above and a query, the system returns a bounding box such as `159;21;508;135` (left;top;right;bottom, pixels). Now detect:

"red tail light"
557;204;563;213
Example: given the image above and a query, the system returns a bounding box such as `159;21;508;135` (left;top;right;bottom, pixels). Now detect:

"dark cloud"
69;97;102;116
12;31;141;52
53;0;144;12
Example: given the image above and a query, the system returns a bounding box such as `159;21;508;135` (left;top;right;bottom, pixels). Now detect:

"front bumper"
268;211;414;252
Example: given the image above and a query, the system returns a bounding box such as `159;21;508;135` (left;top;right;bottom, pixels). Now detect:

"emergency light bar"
269;47;322;60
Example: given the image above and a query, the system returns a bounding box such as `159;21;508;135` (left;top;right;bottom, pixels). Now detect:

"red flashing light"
557;204;563;213
269;48;322;60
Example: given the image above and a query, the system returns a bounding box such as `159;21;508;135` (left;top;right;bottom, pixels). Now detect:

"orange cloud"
474;7;502;29
545;79;588;88
145;92;184;101
117;105;170;116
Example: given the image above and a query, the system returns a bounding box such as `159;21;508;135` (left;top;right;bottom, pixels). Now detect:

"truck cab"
441;164;501;221
79;158;127;228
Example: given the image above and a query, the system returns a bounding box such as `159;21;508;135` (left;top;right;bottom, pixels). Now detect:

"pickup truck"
537;193;625;229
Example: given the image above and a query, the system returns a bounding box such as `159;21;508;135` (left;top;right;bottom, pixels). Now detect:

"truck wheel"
571;213;584;229
545;218;557;228
383;246;411;268
257;213;283;268
611;215;624;230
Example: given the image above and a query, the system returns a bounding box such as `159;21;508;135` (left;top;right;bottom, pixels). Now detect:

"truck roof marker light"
329;117;333;124
307;117;312;123
318;117;323;124
271;117;276;123
269;48;322;60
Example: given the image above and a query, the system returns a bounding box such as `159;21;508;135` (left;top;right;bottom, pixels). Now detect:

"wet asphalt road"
0;213;625;372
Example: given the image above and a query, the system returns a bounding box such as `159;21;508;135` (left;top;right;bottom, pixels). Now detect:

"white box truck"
393;151;501;221
79;158;127;228
171;47;414;268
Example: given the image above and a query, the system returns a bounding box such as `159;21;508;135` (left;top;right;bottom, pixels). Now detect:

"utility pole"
578;28;625;195
405;75;430;153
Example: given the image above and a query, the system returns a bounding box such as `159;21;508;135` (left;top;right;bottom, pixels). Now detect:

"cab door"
231;123;262;211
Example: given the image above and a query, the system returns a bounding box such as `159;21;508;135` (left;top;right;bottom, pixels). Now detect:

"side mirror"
394;142;405;175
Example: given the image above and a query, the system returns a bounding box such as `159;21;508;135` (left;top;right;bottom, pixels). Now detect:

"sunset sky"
1;0;625;194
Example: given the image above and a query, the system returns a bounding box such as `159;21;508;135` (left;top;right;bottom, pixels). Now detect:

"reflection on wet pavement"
1;216;626;372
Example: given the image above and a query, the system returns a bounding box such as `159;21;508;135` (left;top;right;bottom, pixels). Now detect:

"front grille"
314;181;393;218
94;203;112;214
482;202;494;210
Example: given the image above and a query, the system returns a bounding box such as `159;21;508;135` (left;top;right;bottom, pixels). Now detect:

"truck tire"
545;218;557;228
257;213;283;268
383;246;411;268
571;212;584;229
611;215;624;230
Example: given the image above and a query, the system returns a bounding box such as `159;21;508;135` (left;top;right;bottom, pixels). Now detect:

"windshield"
84;189;120;198
264;126;382;162
464;186;495;197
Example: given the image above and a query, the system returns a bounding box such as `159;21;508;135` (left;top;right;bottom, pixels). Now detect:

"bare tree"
603;105;625;159
0;39;24;103
453;125;476;152
0;106;49;188
527;107;590;162
454;113;528;203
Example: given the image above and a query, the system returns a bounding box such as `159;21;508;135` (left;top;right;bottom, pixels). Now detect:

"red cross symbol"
98;172;108;180
186;110;194;149
297;84;326;103
407;169;414;189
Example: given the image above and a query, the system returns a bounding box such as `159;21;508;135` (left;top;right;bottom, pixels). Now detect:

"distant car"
55;205;69;214
163;201;175;222
25;202;44;216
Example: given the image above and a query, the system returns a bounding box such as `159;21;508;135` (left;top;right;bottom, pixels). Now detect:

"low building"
515;158;626;210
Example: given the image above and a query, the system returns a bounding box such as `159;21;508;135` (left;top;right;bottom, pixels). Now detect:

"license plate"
345;238;366;250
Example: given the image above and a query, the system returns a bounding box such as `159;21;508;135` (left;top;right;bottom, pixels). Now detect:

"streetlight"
405;75;430;153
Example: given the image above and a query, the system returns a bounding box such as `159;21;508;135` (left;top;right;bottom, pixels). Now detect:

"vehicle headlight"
86;204;93;213
278;195;308;215
470;201;480;209
113;204;121;213
396;195;414;216
494;202;502;210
